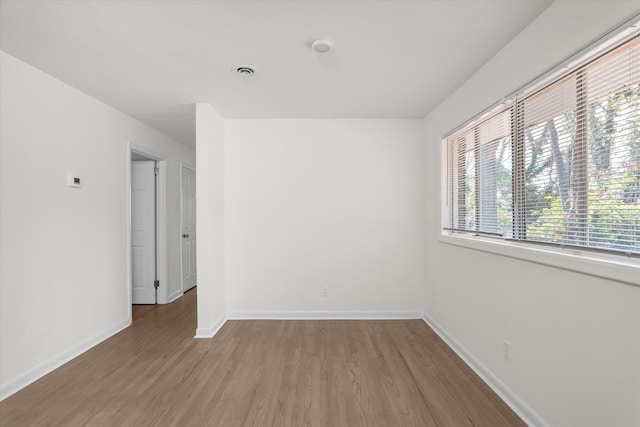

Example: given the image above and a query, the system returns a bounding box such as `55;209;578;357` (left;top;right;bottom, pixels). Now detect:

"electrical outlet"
321;286;329;298
67;174;82;188
503;340;511;361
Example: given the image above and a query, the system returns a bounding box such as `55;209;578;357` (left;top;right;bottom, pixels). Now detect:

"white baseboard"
0;318;131;401
226;311;423;320
422;314;549;427
194;313;227;338
166;290;183;304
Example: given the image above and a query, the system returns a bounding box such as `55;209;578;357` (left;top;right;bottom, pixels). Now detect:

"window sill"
439;233;640;287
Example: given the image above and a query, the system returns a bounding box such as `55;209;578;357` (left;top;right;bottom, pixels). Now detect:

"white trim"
0;319;130;401
166;289;184;304
125;148;132;322
194;314;227;338
226;311;423;320
422;314;549;427
126;143;169;307
181;161;196;170
440;233;640;287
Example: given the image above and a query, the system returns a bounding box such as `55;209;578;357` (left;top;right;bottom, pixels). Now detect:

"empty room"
1;1;639;426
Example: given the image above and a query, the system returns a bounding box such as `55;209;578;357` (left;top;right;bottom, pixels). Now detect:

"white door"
132;160;156;304
181;166;197;291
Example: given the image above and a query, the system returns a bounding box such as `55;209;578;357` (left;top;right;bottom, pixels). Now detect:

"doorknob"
182;233;189;238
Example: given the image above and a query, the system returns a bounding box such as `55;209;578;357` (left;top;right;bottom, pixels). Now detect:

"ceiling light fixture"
311;39;332;53
233;65;257;77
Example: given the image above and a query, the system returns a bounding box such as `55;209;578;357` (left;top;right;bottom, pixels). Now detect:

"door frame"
180;162;196;293
126;142;168;322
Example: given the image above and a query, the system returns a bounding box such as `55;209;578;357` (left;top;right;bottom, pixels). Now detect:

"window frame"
440;14;640;287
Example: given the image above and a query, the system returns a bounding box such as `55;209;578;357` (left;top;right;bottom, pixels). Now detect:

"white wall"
225;119;425;315
423;2;640;427
195;103;226;336
0;51;195;398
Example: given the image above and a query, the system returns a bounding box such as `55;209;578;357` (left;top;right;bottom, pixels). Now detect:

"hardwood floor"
0;290;525;426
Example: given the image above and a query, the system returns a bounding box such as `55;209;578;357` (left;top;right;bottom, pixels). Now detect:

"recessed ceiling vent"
233;65;257;77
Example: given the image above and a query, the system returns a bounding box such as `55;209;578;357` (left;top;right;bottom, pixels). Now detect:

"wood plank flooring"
0;290;526;426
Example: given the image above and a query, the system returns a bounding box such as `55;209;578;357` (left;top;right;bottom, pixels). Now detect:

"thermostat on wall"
67;174;82;188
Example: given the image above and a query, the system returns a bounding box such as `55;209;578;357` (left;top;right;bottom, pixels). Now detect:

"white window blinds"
445;108;513;237
443;32;640;256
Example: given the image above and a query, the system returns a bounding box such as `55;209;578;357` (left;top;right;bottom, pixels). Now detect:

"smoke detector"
233;65;257;77
311;39;332;53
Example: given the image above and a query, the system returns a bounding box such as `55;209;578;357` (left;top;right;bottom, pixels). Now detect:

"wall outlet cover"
67;174;81;188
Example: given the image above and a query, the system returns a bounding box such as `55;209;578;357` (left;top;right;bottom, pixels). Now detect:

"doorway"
181;164;197;292
131;158;157;304
127;144;167;319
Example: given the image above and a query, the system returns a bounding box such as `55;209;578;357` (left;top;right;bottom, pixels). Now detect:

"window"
443;33;640;257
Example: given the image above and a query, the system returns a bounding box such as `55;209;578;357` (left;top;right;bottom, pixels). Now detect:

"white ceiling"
0;0;552;148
